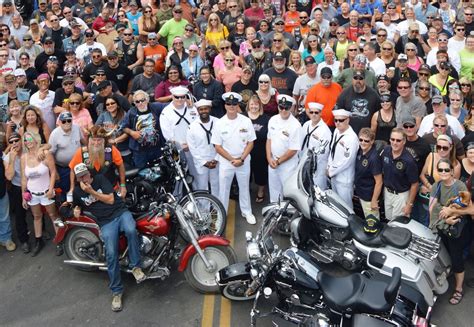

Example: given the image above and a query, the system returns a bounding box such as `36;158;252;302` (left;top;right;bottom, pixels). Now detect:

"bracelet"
120;183;126;187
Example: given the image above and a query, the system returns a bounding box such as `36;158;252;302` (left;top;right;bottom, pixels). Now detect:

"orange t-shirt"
143;44;168;74
69;145;123;172
284;11;300;33
305;82;342;127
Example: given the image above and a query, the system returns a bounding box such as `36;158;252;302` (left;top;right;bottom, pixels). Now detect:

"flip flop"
255;195;265;203
449;290;463;305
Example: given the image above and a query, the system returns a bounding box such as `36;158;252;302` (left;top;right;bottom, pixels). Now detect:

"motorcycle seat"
318;267;401;315
125;168;140;178
348;215;412;249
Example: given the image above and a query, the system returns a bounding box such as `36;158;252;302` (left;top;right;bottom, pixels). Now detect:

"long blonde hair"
207;13;224;33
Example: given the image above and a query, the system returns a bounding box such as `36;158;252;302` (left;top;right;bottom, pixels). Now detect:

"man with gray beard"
34;37;66;73
244;39;273;83
262;52;298;96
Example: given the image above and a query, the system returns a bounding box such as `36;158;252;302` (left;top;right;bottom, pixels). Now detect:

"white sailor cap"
195;99;213;108
308;102;324;111
222;92;242;104
277;94;296;109
170;85;189;96
332;109;352;118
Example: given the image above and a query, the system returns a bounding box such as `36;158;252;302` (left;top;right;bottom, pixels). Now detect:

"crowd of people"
0;0;474;311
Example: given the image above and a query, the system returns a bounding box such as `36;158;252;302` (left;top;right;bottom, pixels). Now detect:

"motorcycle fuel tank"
313;190;352;228
136;213;170;236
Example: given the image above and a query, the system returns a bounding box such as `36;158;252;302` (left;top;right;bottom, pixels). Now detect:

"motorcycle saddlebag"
349;314;397;327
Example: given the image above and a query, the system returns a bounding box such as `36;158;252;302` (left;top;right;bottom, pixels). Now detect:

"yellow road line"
219;199;236;326
201;294;215;327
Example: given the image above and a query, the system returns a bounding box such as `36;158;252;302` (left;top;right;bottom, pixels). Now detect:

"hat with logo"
273;51;285;60
398;53;408;61
377;74;389;82
14;68;26;77
277;95;296;109
419;64;431;72
222;92;242;105
44;36;54;44
59;111;73;121
97;80;112;91
304;56;316;65
48;55;58;62
74;163;90;178
432;94;444;104
353;70;365;79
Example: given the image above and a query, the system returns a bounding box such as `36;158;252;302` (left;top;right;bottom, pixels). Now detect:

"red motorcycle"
53;193;237;293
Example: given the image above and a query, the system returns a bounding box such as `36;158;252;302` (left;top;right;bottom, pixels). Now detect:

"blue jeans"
410;195;430;227
55;166;71;202
0;193;12;243
100;211;141;294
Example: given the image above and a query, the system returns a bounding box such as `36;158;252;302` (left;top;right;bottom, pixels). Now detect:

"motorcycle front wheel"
64;228;104;272
221;280;257;301
184;245;237;293
179;192;227;241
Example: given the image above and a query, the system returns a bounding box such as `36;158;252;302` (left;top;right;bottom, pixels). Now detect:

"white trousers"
268;161;297;203
331;180;354;210
314;159;328;191
195;166;220;198
384;188;409;221
218;159;252;216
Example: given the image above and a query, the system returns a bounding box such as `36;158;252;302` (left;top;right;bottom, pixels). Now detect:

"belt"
386;187;408;195
56;164;69;169
31;189;49;196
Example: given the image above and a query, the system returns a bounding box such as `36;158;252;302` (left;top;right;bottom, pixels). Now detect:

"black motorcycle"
124;142;226;239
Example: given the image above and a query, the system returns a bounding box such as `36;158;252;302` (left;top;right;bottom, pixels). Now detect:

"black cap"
65;47;75;54
8;132;21;142
3;0;13;5
251;39;262;47
304;56;316;65
353;70;365;79
320;67;333;78
95;68;105;74
97;80;111;90
107;50;118;58
273;52;285;60
44;36;54;43
377;74;389;82
224;94;239;105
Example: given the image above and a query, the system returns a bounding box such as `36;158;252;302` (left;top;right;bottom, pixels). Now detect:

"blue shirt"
126;11;142;36
381;146;419;193
355;146;382;201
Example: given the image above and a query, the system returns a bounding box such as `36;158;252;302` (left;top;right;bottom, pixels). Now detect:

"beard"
274;62;286;70
88;141;105;168
253;50;264;59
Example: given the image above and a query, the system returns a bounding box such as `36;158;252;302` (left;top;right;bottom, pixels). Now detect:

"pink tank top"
407;56;422;72
25;162;51;193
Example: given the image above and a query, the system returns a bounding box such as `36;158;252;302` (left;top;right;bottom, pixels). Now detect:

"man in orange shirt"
68;126;126;198
143;32;167;74
305;67;342;128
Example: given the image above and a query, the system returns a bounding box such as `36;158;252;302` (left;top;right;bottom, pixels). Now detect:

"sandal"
255;194;265;203
449;290;463;305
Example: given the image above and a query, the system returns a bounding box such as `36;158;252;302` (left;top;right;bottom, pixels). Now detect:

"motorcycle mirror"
263;287;272;299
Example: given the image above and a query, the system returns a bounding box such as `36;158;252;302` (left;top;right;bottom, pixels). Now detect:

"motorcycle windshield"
299;152;314;196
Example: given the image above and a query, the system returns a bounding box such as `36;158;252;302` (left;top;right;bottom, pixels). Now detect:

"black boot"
21;242;30;254
31;238;44;257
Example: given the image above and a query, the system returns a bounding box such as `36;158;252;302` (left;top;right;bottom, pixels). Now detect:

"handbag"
418;151;435;205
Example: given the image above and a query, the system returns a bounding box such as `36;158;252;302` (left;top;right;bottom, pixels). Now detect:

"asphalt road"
1;196;473;327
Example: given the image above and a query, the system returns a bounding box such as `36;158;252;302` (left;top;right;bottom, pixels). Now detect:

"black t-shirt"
52;87;84;107
405;136;432;175
34;50;67;73
73;174;127;226
336;86;381;135
231;79;258;112
104;63;133;95
82;62;105;85
335;14;350;26
355;146;383;201
263;67;298;96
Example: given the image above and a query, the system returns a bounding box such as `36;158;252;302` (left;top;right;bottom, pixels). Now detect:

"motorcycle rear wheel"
64;228;103;272
184;245;237;293
179;192;227;241
221;280;256;301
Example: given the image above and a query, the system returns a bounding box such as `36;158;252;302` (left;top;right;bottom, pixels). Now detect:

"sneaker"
243;213;256;225
132;267;146;283
1;240;16;252
111;293;123;312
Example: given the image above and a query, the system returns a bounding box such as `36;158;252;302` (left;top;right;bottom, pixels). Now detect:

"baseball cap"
74;163;90;178
304;56;316;65
273;52;285;60
320;67;333;78
354;54;367;64
107;50;118;58
8;132;21;142
398;53;408;61
353;71;365;79
44;36;54;44
48;56;58;62
59;111;73;121
402;116;416;125
432;95;444;104
14;68;26;77
419;64;431;72
377;74;389;82
97;80;112;91
62;75;76;84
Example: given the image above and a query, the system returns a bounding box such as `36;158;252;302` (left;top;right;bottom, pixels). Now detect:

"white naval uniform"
160;103;199;188
327;126;359;209
267;114;302;202
300;119;332;190
186;116;219;197
211;113;256;216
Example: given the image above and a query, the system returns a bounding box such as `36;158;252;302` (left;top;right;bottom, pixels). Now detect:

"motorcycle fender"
178;235;230;272
178;190;211;205
216;262;252;286
53;216;100;244
389;218;437;240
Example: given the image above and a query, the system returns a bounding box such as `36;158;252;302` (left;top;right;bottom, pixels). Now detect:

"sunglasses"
259;80;269;84
63;82;74;86
406;49;416;52
377;34;387;37
434;123;446;128
96;73;105;76
273;39;282;42
220;46;230;50
438;39;448;42
174;10;183;13
461;84;471;87
50;19;59;22
275;22;284;25
61;119;72;123
23;38;32;41
397;86;410;90
8;139;20;144
359;138;371;143
225;59;234;62
106;101;117;106
437;168;451;173
403;123;416;129
173;95;187;99
225;101;239;106
278;105;292;111
336;32;345;35
390;138;403;143
308;111;320;115
348;48;357;52
228;5;237;8
69;101;80;105
419;73;430;77
418;87;430;91
145;10;152;13
457;28;465;32
135;98;147;104
185;28;194;32
353;76;364;80
436;145;450;151
334;118;347;123
123;33;132;36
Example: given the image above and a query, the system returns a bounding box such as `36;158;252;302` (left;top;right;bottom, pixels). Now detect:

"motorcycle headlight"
247;241;261;260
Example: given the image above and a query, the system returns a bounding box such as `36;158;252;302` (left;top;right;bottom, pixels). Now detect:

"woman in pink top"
20;131;60;256
216;52;243;92
405;42;424;72
66;93;93;135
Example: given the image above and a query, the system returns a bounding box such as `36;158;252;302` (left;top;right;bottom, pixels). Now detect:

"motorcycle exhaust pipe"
63;260;106;268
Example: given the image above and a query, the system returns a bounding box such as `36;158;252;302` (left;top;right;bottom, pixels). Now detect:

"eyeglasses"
168;71;179;75
69;101;80;105
20;57;29;60
418;86;430;91
461;84;471;88
63;82;74;86
410;30;419;33
145;10;152;13
106;101;117;106
23;38;32;41
134;98;147;104
403;124;415;129
228;5;237;8
390;138;403;143
174;10;183;13
348;48;357;52
334;118;347;123
275;22;284;25
0;54;8;57
377;34;387;37
0;43;7;46
61;119;72;124
50;19;59;22
95;73;105;76
308;111;320;115
63;11;72;14
353;76;364;80
220;46;230;50
438;39;448;42
406;49;416;52
427;16;434;19
311;28;319;32
8;139;20;144
123;33;132;36
465;13;473;16
118;14;125;17
437;167;451;173
436;145;450;151
209;18;218;22
382;47;392;51
336;32;345;35
225;59;234;62
185;28;194;32
450;98;461;102
173;95;187;99
434;123;446;128
358;138;371;143
457;28;465;32
418;73;430;77
273;39;282;42
259;80;269;84
397;86;410;90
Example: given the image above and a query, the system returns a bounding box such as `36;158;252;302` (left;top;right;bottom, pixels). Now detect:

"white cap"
195;99;212;108
170;85;189;96
222;92;242;103
276;94;296;107
14;68;26;77
74;163;89;177
308;102;324;111
332;109;352;118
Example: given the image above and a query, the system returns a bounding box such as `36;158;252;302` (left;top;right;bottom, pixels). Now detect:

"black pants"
8;185;29;243
440;218;472;274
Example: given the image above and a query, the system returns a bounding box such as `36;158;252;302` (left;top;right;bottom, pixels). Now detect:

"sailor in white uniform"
327;109;360;209
186;99;219;197
266;95;302;203
300;102;332;190
211;92;257;225
160;85;199;188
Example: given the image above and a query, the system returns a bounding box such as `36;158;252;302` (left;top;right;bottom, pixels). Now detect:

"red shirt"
92;16;116;34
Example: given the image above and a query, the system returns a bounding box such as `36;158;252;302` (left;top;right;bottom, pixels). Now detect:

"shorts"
28;192;55;206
